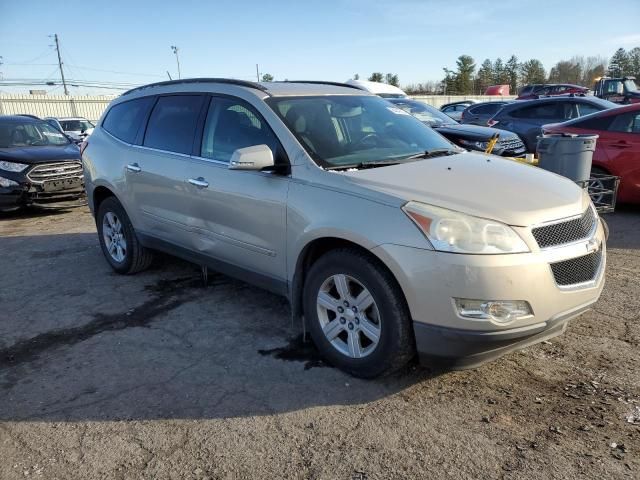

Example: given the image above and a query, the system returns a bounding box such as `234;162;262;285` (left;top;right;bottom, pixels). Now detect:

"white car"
44;117;95;143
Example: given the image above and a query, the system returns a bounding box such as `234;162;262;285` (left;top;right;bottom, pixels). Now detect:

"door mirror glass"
228;144;274;171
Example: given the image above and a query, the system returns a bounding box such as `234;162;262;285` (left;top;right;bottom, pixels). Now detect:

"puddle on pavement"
258;334;328;370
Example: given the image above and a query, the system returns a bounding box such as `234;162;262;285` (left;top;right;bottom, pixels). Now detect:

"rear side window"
143;95;204;154
469;103;500;114
573;115;613;130
511;103;558;119
200;98;281;163
577;103;602;117
102;97;154;144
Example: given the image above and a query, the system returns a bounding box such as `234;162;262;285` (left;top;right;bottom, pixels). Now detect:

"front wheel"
303;248;414;378
96;196;153;274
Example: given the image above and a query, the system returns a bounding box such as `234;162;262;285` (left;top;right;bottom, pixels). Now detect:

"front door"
185;96;290;288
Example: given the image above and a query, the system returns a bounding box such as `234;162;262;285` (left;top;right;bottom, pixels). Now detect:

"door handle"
188;177;209;188
611;141;631;149
126;163;141;173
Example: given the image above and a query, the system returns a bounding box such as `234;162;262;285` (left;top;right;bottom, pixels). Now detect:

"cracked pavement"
0;206;639;479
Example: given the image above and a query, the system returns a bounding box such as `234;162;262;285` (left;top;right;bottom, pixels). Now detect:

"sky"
1;0;639;95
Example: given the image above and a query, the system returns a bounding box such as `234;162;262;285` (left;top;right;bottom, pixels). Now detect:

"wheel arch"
290;236;410;329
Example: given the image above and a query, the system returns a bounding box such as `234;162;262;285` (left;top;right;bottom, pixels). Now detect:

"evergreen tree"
520;59;546;85
477;59;494;93
608;48;630;77
385;73;400;87
505;55;520;93
368;72;384;82
455;55;476;94
628;47;640;77
493;58;506;84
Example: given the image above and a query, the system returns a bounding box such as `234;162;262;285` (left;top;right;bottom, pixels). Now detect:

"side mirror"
228;144;274;171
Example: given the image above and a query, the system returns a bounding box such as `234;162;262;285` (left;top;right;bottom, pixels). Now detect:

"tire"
303;248;414;378
589;166;608;205
96;196;153;274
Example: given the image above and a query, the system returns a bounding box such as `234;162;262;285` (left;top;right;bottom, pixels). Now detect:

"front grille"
550;249;602;287
499;137;525;151
27;161;83;183
532;207;596;249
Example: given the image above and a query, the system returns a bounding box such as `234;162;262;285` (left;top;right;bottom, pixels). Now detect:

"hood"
0;143;81;164
342;152;585;226
434;124;518;141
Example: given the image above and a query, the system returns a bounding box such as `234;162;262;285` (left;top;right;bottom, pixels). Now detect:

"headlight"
0;161;29;172
0;176;20;188
460;139;488;150
402;202;529;254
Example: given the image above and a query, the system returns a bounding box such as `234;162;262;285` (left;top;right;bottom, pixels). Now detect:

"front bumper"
0;173;85;210
371;220;606;368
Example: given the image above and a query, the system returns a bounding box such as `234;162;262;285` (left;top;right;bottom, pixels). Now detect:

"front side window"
103;97;154;144
0;121;70;148
267;95;454;169
200;98;281;163
609;112;640;133
143;95;204;154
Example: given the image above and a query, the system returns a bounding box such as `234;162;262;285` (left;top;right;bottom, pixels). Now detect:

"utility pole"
256;64;260;82
53;34;69;95
171;46;181;79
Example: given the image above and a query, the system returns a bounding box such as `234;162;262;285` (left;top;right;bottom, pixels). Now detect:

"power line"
65;64;165;78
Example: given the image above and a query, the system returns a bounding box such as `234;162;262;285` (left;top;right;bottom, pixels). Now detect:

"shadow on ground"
0;233;436;423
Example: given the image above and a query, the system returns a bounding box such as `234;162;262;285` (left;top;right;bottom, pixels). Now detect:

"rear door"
600;110;640;201
128;94;206;247
184;96;290;289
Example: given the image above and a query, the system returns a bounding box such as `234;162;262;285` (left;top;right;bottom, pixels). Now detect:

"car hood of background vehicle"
434;124;519;142
342;152;585;226
0;144;80;164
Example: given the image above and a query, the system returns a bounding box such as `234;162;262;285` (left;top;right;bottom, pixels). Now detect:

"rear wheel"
96;197;153;274
303;248;414;378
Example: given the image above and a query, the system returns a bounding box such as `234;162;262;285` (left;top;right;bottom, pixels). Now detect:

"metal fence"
0;93;517;122
0;94;116;122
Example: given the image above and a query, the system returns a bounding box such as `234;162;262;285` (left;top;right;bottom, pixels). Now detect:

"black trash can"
536;133;598;183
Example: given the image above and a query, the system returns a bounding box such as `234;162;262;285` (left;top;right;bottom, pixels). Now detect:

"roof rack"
280;80;363;90
122;78;270;96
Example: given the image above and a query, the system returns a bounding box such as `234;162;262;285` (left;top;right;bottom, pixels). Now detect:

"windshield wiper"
325;160;403;171
403;148;460;160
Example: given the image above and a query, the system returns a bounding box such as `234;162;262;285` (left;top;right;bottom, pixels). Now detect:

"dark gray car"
460;101;511;126
487;96;618;152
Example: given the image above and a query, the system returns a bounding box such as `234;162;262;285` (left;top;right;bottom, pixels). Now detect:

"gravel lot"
1;205;639;479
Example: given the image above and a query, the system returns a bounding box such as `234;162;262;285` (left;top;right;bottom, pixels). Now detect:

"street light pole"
171;45;181;79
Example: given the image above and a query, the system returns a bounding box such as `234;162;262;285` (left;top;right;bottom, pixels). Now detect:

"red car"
543;104;640;204
517;83;589;100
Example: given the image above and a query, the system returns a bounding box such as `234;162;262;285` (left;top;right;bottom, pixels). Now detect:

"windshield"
624;79;638;92
0;121;70;148
267;95;454;168
60;119;94;131
388;99;456;126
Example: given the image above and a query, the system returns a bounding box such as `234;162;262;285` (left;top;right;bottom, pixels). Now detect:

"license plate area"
42;177;83;192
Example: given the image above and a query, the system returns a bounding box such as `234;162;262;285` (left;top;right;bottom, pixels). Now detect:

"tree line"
401;46;640;95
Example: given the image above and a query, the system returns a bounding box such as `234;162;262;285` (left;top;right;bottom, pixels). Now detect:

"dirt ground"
0;205;639;479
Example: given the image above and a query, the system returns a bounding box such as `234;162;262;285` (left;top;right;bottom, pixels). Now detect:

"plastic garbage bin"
536;133;598;183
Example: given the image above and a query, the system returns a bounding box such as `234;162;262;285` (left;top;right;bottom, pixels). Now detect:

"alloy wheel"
102;211;127;263
316;274;381;359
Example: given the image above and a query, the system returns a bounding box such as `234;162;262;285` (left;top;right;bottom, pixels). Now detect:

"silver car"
82;79;606;378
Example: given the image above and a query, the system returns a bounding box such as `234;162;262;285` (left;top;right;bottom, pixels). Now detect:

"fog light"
0;176;19;188
455;298;532;324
